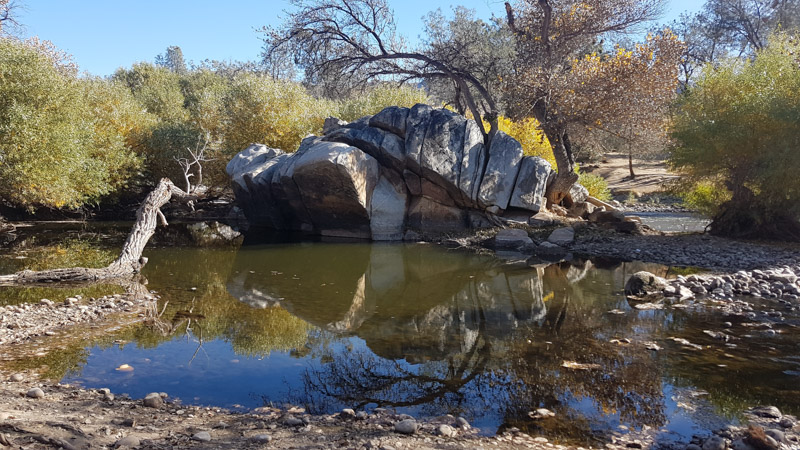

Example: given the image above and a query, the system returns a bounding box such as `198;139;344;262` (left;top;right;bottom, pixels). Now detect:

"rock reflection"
227;245;669;443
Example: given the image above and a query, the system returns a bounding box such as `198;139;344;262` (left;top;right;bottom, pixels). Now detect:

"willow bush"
670;34;800;240
0;38;142;209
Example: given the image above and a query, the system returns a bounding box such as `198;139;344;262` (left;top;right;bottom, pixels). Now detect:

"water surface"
2;225;799;447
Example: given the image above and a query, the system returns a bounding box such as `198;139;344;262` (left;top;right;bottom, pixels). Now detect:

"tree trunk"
628;150;636;179
543;125;579;205
0;179;195;286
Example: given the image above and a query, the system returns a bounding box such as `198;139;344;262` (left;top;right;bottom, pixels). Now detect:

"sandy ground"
588;154;679;196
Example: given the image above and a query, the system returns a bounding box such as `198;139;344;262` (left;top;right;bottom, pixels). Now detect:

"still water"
2;224;799;446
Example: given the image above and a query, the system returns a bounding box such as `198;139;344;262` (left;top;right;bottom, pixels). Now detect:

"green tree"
113;63;188;123
0;38;141;209
155;45;188;75
670;34;800;239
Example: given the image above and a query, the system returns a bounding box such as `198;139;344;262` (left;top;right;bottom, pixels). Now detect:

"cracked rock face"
226;104;555;240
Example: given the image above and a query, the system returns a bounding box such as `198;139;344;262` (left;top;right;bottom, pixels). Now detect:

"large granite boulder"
227;104;568;240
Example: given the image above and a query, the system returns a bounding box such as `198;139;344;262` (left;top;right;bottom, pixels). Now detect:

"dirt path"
588;154;679;196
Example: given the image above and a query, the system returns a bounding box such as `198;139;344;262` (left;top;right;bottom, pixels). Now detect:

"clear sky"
14;0;703;77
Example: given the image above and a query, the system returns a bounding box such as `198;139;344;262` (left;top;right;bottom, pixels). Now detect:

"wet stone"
456;417;471;429
702;435;727;450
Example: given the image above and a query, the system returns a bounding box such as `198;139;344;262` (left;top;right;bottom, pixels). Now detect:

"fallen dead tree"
0;179;196;286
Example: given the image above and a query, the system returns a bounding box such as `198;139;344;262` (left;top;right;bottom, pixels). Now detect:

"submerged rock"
226;104;585;240
624;271;667;297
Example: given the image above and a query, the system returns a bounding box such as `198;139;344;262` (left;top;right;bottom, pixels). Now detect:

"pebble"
456;417;471;429
702;435;726;450
340;408;356;419
26;387;44;399
285;417;304;427
143;392;164;408
114;435;140;448
395;419;418;435
252;434;272;442
437;424;455;437
779;416;796;428
192;431;211;442
10;374;24;382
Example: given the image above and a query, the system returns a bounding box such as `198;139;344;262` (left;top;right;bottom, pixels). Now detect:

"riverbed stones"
702;435;727;450
115;435;140;448
752;406;782;419
10;374;23;382
143;392;163;408
437;424;455;437
625;271;667;297
395;419;418;435
192;431;211;442
228;105;561;240
494;229;533;249
547;227;575;246
26;387;44;399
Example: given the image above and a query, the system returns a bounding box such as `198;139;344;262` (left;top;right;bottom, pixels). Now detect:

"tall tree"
0;0;19;34
155;45;188;75
504;0;683;204
672;0;800;89
261;0;501;141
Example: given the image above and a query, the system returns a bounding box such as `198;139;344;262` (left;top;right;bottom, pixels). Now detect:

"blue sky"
15;0;702;77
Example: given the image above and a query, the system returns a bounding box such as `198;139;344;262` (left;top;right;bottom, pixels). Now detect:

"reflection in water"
226;245;672;444
3;226;800;446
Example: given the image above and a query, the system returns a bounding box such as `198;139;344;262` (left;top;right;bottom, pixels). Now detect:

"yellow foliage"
495;116;556;167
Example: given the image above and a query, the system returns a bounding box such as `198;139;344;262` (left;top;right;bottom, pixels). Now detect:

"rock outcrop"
227;105;559;240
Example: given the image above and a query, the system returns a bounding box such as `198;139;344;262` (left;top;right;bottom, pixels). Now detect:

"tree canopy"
670;34;800;239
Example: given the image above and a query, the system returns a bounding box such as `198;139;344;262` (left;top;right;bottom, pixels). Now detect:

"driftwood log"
0;179;195;286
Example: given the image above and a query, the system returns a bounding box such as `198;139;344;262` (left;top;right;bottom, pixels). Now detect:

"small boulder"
437;424;455;437
26;388;44;399
547;227;575;246
751;406;782;418
192;431;211;442
395;419;418;435
143;392;163;408
528;211;556;227
494;228;533;249
625;272;667;297
115;436;140;448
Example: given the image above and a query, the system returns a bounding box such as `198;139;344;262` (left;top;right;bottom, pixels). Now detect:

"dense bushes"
0;38;142;209
670;35;800;239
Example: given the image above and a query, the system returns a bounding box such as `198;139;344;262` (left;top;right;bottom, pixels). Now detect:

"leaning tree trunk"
0;179;195;286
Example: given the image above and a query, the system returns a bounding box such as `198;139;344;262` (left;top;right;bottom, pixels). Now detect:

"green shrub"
113;63;187;123
336;84;429;122
670;34;800;239
0;38;141;209
675;180;730;216
222;74;333;153
578;171;612;201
